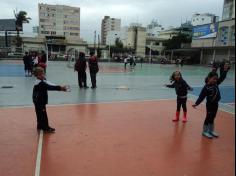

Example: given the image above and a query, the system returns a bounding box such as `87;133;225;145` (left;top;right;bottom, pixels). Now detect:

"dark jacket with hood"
166;79;192;98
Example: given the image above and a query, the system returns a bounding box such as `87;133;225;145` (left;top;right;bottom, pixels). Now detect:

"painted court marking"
35;130;44;176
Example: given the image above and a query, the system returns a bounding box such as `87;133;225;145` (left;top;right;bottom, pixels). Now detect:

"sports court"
0;60;235;176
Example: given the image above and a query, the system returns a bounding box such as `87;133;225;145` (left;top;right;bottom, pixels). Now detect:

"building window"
70;33;79;36
231;26;235;44
219;26;229;45
41;31;50;34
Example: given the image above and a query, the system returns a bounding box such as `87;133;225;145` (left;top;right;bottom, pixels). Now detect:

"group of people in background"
74;52;99;89
23;51;47;77
124;55;137;69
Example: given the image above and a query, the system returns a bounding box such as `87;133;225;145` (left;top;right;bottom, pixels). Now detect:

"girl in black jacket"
166;71;193;122
193;63;230;139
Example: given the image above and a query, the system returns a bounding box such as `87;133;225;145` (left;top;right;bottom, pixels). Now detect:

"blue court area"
0;64;25;77
192;86;235;104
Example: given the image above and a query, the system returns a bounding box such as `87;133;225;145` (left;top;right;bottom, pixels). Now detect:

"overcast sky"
0;0;224;43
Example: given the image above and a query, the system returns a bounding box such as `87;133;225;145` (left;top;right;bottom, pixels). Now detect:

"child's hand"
61;86;67;92
192;104;197;109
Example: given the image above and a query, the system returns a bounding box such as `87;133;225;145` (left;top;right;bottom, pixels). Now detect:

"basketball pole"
5;31;8;47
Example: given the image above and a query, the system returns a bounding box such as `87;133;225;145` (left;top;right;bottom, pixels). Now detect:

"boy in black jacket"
166;71;193;122
33;67;67;133
193;63;230;139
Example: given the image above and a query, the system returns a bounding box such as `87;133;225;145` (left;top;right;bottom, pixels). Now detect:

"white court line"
1;97;234;115
0;98;175;109
35;130;44;176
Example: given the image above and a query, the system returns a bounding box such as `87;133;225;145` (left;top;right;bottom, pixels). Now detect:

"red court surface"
0;100;235;176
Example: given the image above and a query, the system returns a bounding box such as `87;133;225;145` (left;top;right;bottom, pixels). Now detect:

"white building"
191;13;219;26
222;0;235;20
147;20;165;37
106;31;121;45
106;27;129;46
38;3;80;40
101;16;121;45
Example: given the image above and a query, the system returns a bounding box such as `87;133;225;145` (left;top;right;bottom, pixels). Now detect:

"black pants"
90;72;97;88
177;97;187;112
204;103;219;125
124;63;128;69
34;104;49;130
78;72;87;87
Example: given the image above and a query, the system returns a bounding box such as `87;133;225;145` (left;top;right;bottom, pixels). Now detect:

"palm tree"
14;10;31;48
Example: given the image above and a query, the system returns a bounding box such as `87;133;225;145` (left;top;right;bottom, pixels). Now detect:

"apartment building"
38;3;80;40
222;0;235;20
191;0;235;64
101;16;121;45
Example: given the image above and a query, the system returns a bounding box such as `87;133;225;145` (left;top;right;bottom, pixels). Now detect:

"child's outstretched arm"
192;86;207;108
183;80;193;91
165;83;175;88
217;65;229;85
44;81;67;92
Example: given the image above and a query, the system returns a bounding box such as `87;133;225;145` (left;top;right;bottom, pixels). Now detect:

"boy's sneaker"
208;124;219;138
43;127;56;133
202;125;213;139
202;132;213;139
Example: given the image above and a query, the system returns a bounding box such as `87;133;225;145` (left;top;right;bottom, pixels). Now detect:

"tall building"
147;20;165;37
191;13;219;26
222;0;235;20
127;26;147;57
101;16;121;45
38;3;80;40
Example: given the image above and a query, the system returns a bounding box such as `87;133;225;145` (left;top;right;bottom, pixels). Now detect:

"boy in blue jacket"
193;62;230;139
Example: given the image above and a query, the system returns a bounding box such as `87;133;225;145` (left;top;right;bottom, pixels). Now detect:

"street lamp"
149;43;153;64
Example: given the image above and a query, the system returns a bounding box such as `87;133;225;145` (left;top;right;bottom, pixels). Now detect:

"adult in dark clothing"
23;52;32;77
88;52;99;89
180;59;184;67
193;63;230;139
33;67;67;133
130;56;134;68
39;51;47;73
166;71;193;122
140;58;143;68
74;52;88;88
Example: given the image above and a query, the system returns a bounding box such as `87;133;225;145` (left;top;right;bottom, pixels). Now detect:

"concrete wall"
200;48;235;64
192;38;216;48
136;28;146;57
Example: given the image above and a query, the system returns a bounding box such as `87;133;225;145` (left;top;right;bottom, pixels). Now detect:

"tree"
115;38;123;48
165;33;192;50
14;10;31;47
